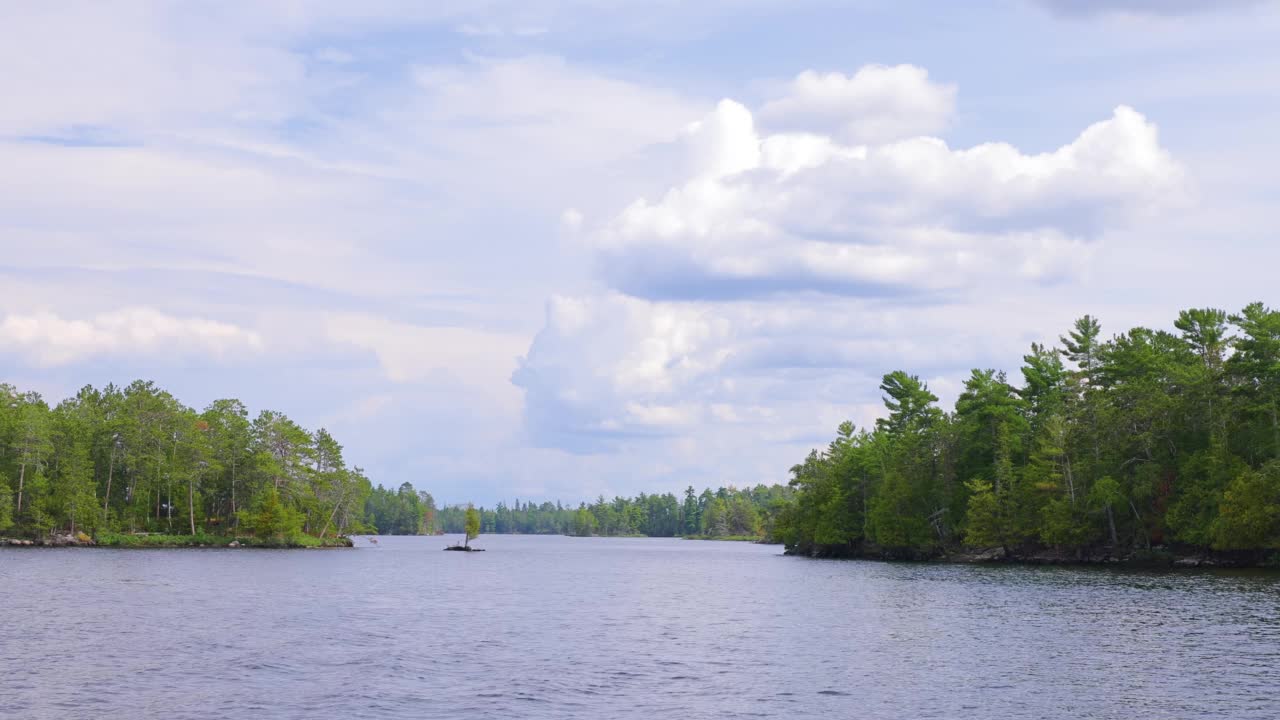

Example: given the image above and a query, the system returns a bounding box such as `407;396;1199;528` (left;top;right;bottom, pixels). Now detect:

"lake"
2;535;1279;719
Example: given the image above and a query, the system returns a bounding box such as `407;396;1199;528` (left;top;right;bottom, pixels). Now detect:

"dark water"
2;535;1279;719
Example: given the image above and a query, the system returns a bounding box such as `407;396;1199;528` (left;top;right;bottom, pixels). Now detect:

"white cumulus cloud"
759;65;956;144
512;294;734;449
586;88;1182;300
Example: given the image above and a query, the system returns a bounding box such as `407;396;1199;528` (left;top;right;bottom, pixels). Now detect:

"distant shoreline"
1;533;786;549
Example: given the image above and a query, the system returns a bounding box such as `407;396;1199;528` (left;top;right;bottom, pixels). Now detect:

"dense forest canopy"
776;304;1280;558
0;380;372;543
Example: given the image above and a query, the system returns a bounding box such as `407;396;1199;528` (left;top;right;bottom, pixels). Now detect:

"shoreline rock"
3;534;92;547
786;543;1276;569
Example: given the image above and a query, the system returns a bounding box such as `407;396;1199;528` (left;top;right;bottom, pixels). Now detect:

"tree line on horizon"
363;482;793;540
777;304;1280;558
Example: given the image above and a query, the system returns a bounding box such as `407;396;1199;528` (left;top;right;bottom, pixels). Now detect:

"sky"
3;0;1279;505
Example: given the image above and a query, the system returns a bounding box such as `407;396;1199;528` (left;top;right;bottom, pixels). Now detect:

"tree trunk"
128;461;139;505
169;435;178;531
187;473;196;536
16;461;26;513
103;448;116;525
1271;400;1279;460
1105;505;1118;546
230;457;237;527
155;447;162;522
1129;500;1149;549
1064;456;1076;505
318;488;348;540
991;418;1001;493
862;473;869;540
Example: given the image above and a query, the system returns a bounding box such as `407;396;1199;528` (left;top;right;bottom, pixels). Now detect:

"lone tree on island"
464;504;480;549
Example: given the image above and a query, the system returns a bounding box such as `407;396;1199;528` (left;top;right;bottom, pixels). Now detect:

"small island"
444;505;484;551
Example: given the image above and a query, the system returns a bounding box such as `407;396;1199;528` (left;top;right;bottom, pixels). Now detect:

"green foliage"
876;371;942;436
1088;476;1124;513
418;491;437;535
962;479;1001;547
868;470;933;551
0;476;12;533
696;494;761;537
464;505;481;546
1019;343;1067;426
1166;443;1246;547
1228;303;1280;462
23;471;55;535
1212;462;1280;550
1039;498;1093;549
97;532;223;547
1060;314;1103;379
782;304;1280;558
366;482;430;535
238;488;304;542
0;380;373;543
571;507;597;536
427;484;789;540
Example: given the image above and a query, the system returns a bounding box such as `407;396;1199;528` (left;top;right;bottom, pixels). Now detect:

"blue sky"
3;0;1279;505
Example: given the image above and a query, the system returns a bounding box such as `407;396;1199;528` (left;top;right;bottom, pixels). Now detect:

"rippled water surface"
3;535;1279;719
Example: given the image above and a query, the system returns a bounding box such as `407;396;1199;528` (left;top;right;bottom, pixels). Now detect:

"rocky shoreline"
4;532;94;547
786;544;1279;569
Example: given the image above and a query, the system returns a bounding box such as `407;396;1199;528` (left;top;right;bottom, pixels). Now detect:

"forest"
364;482;792;540
777;304;1280;561
0;377;789;545
0;380;371;546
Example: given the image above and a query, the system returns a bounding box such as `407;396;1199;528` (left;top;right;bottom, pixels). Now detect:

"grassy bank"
94;533;353;549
